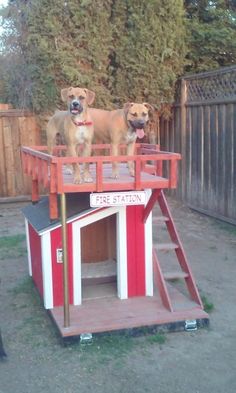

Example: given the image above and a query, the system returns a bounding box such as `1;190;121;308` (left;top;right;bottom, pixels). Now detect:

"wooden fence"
160;66;236;225
0;108;41;199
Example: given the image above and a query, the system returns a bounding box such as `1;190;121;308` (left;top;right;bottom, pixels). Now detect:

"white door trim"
72;206;128;305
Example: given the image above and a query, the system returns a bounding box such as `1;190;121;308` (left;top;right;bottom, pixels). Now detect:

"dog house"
23;192;153;310
21;143;209;337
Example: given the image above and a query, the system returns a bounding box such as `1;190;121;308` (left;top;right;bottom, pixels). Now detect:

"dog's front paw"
83;173;93;183
73;175;82;184
129;169;135;177
111;173;119;179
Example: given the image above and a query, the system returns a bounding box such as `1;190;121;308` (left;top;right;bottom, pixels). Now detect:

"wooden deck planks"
61;163;169;191
50;289;208;337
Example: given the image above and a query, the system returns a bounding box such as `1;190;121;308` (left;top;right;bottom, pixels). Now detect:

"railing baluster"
96;160;103;192
135;158;141;190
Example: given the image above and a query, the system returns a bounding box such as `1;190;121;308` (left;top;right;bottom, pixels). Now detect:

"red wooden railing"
21;143;181;219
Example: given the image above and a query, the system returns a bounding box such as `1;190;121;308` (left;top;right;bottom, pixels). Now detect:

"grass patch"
10;277;34;296
214;221;236;236
0;234;26;259
8;278;57;348
53;332;138;367
9;277;43;312
65;329;167;364
201;295;214;313
146;332;166;345
67;332;135;360
67;331;167;367
94;333;134;355
0;234;26;248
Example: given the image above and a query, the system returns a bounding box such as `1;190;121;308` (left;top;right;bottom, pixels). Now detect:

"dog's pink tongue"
136;128;145;139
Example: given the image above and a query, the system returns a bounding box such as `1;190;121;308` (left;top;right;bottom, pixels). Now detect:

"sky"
0;0;8;6
0;0;8;36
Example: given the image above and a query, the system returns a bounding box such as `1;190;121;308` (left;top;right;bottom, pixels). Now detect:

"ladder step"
163;271;189;281
156;242;179;251
153;216;169;223
151;190;203;309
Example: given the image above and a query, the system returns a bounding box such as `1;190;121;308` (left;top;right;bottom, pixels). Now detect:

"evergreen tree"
0;0;187;112
184;0;236;72
111;0;186;106
1;0;58;110
1;0;113;111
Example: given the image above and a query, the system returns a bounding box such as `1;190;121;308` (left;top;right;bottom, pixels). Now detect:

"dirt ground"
0;197;236;393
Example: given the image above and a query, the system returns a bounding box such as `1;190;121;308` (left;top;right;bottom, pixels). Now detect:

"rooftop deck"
21;144;181;219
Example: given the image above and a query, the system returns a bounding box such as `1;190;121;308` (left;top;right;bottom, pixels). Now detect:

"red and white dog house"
22;191;153;310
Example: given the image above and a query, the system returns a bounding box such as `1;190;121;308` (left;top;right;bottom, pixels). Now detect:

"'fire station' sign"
90;191;146;207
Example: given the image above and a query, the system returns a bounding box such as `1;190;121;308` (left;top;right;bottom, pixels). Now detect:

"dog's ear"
123;102;134;114
84;89;95;105
143;103;154;112
61;88;72;102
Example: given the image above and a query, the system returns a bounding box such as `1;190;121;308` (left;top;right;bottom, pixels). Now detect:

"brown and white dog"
90;102;153;178
46;87;95;183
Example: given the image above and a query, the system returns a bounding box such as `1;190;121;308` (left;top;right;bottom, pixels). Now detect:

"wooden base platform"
49;284;209;338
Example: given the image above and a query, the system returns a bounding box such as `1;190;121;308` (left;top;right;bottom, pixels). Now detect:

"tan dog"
90;102;153;177
46;87;95;183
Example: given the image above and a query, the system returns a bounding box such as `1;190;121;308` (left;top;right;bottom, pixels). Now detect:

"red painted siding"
50;224;74;307
126;205;146;297
28;223;44;298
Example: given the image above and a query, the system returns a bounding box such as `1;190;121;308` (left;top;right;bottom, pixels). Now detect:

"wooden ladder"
143;190;203;312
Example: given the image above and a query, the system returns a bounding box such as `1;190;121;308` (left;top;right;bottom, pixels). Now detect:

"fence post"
180;78;187;200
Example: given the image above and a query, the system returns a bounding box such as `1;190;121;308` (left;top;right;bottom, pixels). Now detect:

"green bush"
0;0;186;112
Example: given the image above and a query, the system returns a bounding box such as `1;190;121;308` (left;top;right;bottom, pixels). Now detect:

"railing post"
31;179;39;204
49;162;58;219
169;159;178;189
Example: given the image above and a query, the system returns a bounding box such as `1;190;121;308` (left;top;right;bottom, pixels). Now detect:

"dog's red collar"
72;119;93;127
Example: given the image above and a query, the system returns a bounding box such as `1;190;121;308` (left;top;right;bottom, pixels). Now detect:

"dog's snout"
72;100;80;107
70;99;83;114
137;120;145;127
132;119;146;128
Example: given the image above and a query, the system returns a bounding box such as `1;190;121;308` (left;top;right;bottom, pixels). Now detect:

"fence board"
13;116;23;194
225;104;234;218
185;105;191;201
3;117;15;196
217;104;226;218
0;109;41;198
0;118;7;196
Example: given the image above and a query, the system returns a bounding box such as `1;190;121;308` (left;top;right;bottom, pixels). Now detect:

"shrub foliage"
185;0;236;72
0;0;186;112
2;1;235;112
